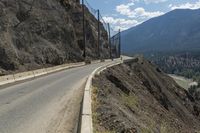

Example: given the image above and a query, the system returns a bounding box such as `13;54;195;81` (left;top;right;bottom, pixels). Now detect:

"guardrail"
0;59;118;86
0;62;87;86
0;75;15;85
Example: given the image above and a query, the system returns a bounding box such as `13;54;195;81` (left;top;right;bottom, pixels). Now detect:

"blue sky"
86;0;200;31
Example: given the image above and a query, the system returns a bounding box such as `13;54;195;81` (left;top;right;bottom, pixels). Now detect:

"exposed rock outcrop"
0;0;110;75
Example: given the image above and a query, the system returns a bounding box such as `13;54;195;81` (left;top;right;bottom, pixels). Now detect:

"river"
169;74;198;90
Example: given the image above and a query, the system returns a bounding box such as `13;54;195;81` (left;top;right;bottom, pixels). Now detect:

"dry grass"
121;94;138;109
92;85;115;133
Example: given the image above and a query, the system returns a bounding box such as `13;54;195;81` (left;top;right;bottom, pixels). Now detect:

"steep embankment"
0;0;110;75
92;57;200;133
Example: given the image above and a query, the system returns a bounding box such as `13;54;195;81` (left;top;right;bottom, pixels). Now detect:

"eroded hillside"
92;57;200;133
0;0;110;75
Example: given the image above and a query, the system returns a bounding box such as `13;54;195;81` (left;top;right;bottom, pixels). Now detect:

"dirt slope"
0;0;110;75
92;57;200;133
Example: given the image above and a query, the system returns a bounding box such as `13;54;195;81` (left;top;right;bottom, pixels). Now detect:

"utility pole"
97;10;100;59
108;23;112;59
118;29;121;58
82;0;86;59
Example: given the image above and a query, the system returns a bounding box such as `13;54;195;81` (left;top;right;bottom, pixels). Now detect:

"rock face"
93;57;200;133
0;0;110;75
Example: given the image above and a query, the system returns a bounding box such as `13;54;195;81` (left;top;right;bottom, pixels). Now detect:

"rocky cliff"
0;0;110;75
92;57;200;133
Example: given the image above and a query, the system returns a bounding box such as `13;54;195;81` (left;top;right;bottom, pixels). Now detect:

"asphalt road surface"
0;61;115;133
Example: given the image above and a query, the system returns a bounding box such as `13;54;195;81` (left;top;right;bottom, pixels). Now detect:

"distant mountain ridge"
121;9;200;54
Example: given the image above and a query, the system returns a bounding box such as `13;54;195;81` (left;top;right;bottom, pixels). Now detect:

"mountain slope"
122;9;200;54
0;0;110;75
93;57;200;132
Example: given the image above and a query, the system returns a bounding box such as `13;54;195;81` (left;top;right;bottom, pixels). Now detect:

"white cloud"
144;0;167;4
103;16;139;31
130;0;167;4
169;1;200;10
116;3;164;19
116;2;135;17
103;0;166;32
103;17;138;25
113;0;165;32
134;7;164;18
113;26;129;32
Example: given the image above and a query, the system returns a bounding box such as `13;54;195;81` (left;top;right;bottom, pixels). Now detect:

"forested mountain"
122;9;200;54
